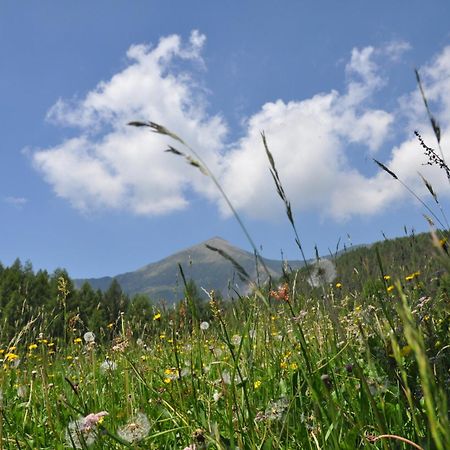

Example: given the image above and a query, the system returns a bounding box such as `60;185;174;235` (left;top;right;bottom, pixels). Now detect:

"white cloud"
33;31;227;215
32;35;450;223
384;40;412;61
219;42;450;222
4;196;28;209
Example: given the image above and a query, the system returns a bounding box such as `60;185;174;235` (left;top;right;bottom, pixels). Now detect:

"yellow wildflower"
387;285;395;293
335;282;342;288
5;353;19;362
28;343;38;351
254;380;262;389
153;312;161;321
74;338;82;344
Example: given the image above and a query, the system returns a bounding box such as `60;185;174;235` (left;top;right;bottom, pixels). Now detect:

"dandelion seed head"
231;334;241;346
100;359;117;373
83;332;95;344
117;412;151;443
308;259;337;288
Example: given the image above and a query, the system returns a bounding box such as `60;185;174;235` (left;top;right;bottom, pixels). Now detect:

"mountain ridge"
74;236;305;303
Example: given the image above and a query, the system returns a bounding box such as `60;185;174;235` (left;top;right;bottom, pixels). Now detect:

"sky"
1;1;450;279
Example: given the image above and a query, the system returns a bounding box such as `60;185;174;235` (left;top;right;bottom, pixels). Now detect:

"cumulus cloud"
32;35;450;222
33;30;226;215
219;42;450;221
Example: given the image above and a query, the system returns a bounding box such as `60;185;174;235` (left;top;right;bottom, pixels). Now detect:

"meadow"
0;232;449;449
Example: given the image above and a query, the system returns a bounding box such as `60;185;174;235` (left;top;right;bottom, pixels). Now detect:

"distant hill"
74;237;306;303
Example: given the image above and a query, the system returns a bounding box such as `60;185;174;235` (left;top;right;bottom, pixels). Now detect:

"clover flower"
200;321;210;331
117;412;151;443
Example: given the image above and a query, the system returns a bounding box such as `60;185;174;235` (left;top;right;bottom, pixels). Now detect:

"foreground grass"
0;255;449;450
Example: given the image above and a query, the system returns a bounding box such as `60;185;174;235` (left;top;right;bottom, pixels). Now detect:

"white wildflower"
200;321;210;331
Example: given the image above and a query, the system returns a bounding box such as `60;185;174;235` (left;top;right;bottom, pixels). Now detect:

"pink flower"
82;411;108;430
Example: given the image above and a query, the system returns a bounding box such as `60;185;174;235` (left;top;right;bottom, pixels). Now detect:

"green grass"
0;258;449;449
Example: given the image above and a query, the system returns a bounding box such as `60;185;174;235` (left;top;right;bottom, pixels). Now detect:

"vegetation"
0;227;449;449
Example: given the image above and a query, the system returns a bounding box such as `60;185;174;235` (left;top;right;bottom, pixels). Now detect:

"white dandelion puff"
117;412;151;443
83;332;96;344
100;359;117;373
308;259;337;288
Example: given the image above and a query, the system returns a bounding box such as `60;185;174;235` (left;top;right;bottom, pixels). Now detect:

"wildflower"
164;368;178;383
74;338;82;344
107;323;114;329
213;390;222;402
28;343;38;351
308;259;337;288
231;334;241;346
65;411;108;448
254;380;262;389
117;412;151;443
100;359;117;373
256;397;289;422
83;332;95;344
387;285;395;293
335;282;342;289
200;321;210;331
383;275;391;281
5;353;19;362
153;312;161;321
270;283;290;301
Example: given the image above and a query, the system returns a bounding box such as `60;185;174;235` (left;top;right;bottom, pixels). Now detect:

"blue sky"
1;1;450;279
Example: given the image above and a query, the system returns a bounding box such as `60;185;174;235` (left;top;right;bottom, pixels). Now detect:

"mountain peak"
203;236;230;246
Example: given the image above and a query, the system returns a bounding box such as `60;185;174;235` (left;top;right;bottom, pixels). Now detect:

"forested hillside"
1;230;449;342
